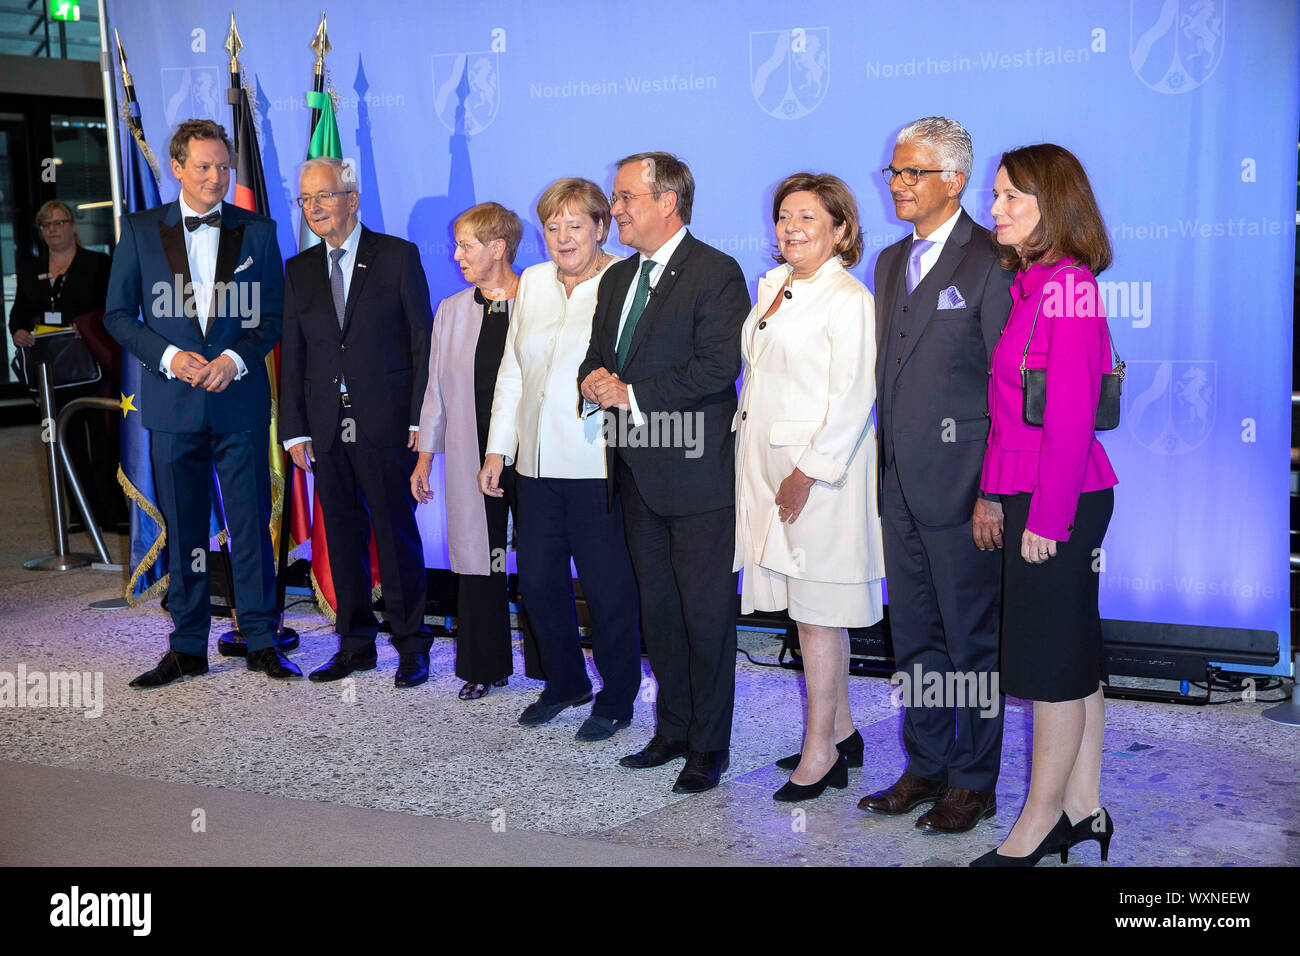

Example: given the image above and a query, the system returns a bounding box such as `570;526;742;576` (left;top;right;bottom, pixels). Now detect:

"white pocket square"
233;256;253;275
937;285;966;310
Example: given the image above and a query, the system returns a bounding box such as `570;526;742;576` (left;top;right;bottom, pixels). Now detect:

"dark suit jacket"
874;208;1012;526
280;225;432;454
104;200;283;434
579;230;750;516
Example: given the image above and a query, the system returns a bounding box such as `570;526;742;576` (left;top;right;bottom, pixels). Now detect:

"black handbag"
1019;265;1124;431
10;328;102;392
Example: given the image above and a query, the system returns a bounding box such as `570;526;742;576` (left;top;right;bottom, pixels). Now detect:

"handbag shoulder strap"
1019;263;1124;376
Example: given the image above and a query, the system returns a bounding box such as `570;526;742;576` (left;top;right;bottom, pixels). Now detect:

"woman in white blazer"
478;178;642;743
734;172;885;801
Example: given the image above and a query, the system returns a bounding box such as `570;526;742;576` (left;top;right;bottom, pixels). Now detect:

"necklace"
561;252;610;293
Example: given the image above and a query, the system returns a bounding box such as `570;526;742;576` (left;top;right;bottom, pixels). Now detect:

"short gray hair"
298;156;359;195
896;116;973;184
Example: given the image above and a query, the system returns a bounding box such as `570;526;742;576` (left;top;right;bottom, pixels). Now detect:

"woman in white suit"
735;172;884;801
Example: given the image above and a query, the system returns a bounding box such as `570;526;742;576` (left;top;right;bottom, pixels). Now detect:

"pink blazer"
981;258;1117;541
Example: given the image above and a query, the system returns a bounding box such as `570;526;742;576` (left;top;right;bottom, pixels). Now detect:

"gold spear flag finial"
224;12;243;71
113;27;132;88
311;12;331;76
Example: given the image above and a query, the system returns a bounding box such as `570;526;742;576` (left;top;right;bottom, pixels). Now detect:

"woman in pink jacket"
971;144;1118;866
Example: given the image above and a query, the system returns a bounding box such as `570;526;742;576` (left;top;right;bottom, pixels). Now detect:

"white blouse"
485;257;622;479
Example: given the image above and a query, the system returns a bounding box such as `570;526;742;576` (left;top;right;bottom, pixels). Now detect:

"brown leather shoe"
915;787;997;833
858;771;946;815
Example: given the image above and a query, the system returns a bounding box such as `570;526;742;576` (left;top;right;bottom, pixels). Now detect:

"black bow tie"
184;210;221;232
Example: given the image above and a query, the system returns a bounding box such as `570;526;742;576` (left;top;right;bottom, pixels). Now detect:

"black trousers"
618;458;738;751
310;408;429;653
454;465;515;684
515;475;641;721
151;426;276;656
881;462;1003;792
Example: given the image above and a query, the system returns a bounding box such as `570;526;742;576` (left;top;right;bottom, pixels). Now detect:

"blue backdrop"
106;0;1298;674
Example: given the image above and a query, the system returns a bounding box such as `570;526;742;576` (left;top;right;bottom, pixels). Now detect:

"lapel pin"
356;263;368;269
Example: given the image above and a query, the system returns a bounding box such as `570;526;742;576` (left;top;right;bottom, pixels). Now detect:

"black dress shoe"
309;649;378;682
672;749;730;794
218;628;301;658
129;650;208;688
618;734;689;768
246;647;302;679
773;754;850;802
394;651;430;688
775;729;865;770
518;691;593;726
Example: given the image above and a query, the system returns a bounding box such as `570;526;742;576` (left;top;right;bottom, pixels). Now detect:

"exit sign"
50;1;80;21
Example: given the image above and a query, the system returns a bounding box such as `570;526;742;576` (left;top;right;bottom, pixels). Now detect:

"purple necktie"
906;238;935;295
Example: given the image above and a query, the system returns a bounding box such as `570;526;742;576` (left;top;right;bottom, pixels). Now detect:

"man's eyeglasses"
38;219;73;230
295;190;354;209
608;190;655;207
881;166;953;186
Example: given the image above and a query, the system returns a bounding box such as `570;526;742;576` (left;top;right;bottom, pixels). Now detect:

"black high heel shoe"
773;754;849;802
775;729;864;770
969;813;1071;867
1067;808;1114;862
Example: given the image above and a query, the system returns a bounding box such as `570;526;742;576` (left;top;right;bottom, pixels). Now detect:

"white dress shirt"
160;196;247;381
909;206;963;286
610;224;687;426
486;257;622;478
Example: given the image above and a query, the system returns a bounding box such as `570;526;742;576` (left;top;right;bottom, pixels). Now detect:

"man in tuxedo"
579;152;749;794
105;119;297;685
280;157;433;688
864;117;1013;831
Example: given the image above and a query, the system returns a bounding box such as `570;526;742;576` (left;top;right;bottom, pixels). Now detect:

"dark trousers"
881;462;1003;792
151;427;276;656
455;466;515;684
515;475;641;721
311;411;429;653
617;459;738;751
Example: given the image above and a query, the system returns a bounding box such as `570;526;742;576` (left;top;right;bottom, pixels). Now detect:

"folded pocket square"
233;256;253;274
937;286;966;310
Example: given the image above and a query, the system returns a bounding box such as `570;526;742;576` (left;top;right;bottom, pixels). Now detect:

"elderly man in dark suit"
105;118;295;686
280;157;434;688
579;151;750;794
864;117;1013;832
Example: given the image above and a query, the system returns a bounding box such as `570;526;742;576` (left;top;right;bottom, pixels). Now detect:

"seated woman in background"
8;200;121;532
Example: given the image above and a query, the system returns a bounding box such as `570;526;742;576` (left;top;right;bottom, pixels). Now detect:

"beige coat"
732;257;884;584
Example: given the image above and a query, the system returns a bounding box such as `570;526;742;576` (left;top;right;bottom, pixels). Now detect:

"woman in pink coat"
412;202;528;700
971;144;1118;866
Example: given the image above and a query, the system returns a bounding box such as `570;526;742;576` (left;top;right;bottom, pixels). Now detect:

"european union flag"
117;105;167;604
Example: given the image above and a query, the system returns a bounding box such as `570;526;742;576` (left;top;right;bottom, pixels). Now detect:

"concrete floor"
0;422;1296;866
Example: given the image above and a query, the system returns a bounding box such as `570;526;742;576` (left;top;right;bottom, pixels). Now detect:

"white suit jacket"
733;257;884;584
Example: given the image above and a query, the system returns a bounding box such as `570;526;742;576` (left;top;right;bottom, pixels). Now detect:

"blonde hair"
535;178;611;242
34;200;81;247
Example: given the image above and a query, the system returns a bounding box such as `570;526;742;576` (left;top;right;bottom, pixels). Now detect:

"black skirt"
1000;488;1114;702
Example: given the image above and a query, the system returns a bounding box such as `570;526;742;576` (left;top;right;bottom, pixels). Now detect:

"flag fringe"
116;464;168;607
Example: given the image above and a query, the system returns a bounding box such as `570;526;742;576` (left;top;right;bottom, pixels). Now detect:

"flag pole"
271;13;332;640
97;0;124;242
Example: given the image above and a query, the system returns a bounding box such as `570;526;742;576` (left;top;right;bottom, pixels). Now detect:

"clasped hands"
579;367;630;410
170;350;236;392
